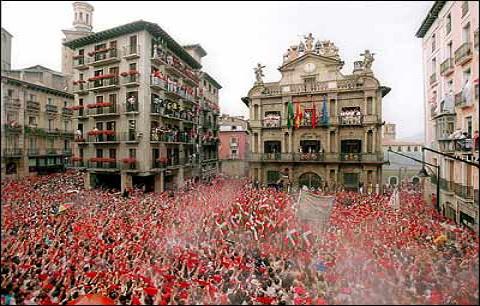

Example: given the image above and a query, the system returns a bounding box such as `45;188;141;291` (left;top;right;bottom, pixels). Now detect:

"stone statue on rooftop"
304;33;314;52
361;49;375;70
254;63;266;84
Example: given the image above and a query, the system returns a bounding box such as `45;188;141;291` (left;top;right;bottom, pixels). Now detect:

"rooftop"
201;72;222;89
1;75;73;98
415;1;447;38
63;20;201;69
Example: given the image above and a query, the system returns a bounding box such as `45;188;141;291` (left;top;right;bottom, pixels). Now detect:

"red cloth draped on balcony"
121;157;136;164
89;157;115;163
87;102;112;109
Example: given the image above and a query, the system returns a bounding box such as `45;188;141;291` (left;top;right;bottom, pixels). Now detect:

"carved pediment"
278;53;343;72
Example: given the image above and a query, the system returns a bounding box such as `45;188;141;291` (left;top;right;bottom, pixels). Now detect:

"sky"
2;1;433;139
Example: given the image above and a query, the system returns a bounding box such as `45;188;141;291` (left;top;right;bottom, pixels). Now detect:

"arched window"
299;172;322;189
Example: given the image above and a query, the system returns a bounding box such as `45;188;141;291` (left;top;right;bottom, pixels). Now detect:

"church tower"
61;2;94;80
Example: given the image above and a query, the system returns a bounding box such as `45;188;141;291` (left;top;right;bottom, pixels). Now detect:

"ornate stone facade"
243;34;390;191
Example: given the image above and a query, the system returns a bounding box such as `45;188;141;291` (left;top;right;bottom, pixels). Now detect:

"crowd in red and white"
1;171;478;305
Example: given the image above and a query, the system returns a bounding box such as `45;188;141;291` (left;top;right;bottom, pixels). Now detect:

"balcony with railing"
89;48;120;66
26;100;40;111
46;148;58;155
454;42;472;65
70;158;86;168
122;44;140;59
150;76;167;91
73;82;89;94
454;183;474;200
45;104;58;113
263;115;282;128
63;149;73;156
454;138;473;152
152;159;167;169
88;158;119;170
429;73;437;85
339;114;363;126
121;157;138;171
439;178;454;192
2;148;23;158
73;56;88;69
121;72;140;87
3;96;21;108
87;103;119;117
122;131;140;142
87;130;119;144
294;152;324;161
3;123;23;134
454;91;472;108
90;77;120;92
27;148;40;156
62;107;73;116
440;58;454;76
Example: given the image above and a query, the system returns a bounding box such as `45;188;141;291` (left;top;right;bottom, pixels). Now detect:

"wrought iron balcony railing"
2;148;23;157
440;58;454;75
45;104;58;113
454;42;472;65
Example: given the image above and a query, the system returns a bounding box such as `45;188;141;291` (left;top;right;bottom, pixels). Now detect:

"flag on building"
294;101;303;129
287;100;294;129
312;102;318;128
320;95;328;125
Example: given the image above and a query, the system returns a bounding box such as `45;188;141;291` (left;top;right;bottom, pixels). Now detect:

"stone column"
176;167;185;188
84;171;92;190
121;172;133;192
154;172;164;193
364;130;368;153
289;132;293;153
258;132;262;154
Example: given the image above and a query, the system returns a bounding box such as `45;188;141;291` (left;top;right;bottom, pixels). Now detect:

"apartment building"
416;1;479;231
63;20;220;192
1;27;13;71
382;123;423;186
1;73;75;178
243;34;390;191
218;114;250;177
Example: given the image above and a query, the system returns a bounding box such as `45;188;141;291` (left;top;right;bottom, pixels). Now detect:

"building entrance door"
343;173;359;191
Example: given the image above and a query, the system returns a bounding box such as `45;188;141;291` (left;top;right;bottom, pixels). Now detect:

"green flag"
287;100;294;129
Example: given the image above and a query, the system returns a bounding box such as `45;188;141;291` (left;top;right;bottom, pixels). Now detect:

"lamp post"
387;148;440;212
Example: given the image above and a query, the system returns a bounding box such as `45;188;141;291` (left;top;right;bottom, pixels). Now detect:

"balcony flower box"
90;157;116;163
87;74;117;82
72;157;83;162
120;70;139;77
66;105;84;111
86;102;113;109
87;130;103;136
103;130;115;136
156;157;168;165
87;47;114;57
121;157;137;164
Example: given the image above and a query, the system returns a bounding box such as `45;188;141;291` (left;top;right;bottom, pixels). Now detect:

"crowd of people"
339;109;362;125
1;171;478;305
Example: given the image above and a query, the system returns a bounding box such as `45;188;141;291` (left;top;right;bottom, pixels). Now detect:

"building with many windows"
416;1;479;231
381;123;423;187
1;27;13;71
218;114;250;177
63;18;220;192
1;72;75;178
243;34;390;191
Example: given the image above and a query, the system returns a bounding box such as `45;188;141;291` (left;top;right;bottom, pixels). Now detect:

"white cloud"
1;0;433;138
